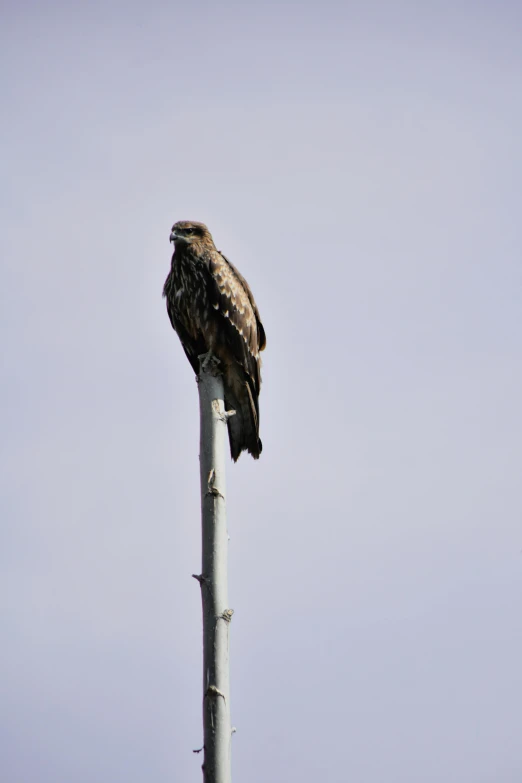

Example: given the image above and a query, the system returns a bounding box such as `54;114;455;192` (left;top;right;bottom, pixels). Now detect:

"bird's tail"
224;368;262;461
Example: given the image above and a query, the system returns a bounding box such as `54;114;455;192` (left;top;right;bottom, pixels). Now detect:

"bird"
163;220;266;461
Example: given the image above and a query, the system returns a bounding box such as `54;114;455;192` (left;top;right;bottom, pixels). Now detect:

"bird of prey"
163;220;266;461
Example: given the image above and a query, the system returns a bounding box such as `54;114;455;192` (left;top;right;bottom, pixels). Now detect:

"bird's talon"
198;351;221;374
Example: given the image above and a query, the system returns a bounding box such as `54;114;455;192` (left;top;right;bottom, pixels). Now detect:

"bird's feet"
198;350;221;375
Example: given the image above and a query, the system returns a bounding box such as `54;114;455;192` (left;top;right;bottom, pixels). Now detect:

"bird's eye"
185;228;194;235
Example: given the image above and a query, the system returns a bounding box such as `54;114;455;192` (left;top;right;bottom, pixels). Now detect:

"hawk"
163;220;266;461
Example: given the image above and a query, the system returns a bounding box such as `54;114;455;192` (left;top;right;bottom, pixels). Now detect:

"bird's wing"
208;251;265;391
217;253;266;352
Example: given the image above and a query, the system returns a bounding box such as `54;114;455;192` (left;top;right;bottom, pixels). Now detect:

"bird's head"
169;221;214;248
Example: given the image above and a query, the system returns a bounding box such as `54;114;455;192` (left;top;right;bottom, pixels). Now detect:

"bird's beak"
170;231;178;243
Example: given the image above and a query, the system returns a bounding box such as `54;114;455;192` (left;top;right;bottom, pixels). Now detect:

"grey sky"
2;1;522;781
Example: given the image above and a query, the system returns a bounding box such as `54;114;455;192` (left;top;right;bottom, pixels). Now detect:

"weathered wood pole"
193;360;233;783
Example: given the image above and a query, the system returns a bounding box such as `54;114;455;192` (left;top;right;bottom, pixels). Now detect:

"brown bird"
163;221;266;461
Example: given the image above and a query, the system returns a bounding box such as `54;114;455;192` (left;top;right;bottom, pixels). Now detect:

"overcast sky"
2;1;522;781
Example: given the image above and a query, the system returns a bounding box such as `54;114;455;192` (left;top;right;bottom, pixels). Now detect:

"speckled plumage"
163;221;266;461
